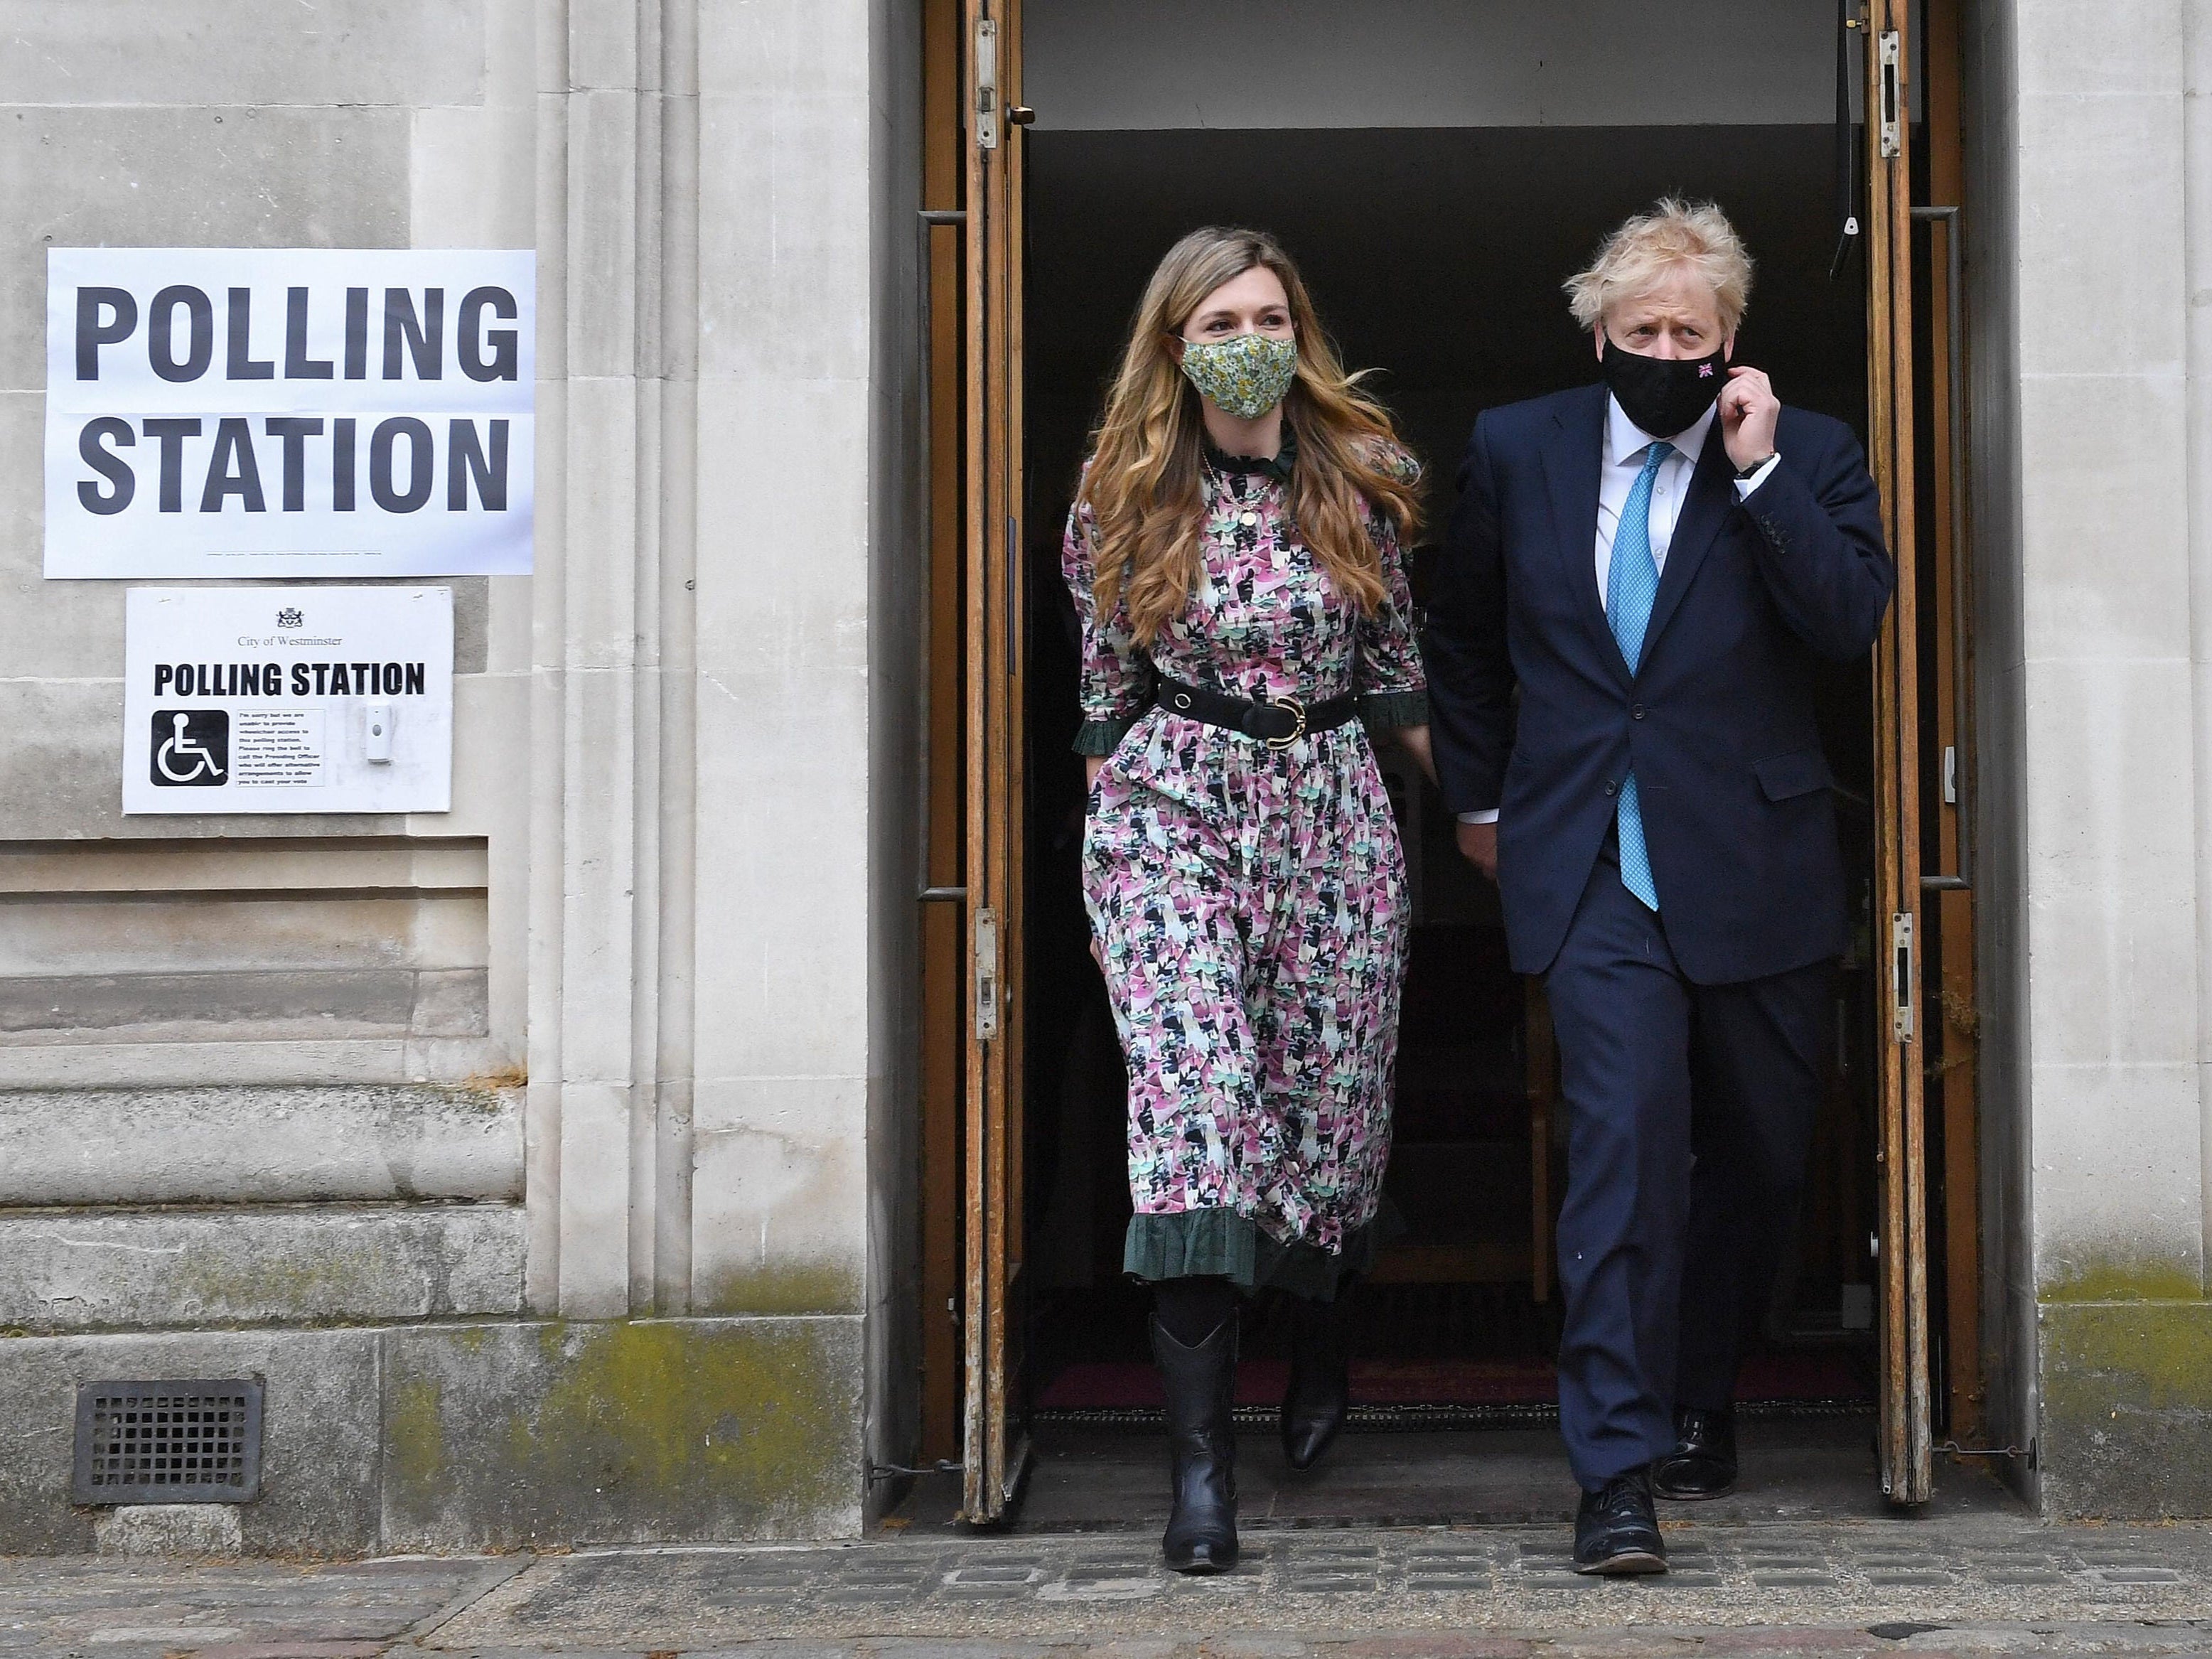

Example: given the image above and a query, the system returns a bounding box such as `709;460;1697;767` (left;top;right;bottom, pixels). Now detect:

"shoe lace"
1597;1474;1649;1520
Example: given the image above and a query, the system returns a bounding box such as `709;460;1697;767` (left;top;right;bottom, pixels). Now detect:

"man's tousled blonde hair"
1076;226;1420;648
1564;197;1754;335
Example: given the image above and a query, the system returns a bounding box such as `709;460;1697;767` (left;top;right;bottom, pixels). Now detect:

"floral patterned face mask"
1177;331;1298;419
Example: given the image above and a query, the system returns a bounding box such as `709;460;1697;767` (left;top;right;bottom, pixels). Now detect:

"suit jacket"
1424;382;1894;984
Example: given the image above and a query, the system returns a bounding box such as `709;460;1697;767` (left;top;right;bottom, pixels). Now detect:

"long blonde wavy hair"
1075;227;1422;647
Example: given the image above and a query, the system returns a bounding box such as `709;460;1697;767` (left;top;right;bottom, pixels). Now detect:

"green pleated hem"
1358;688;1429;731
1073;716;1137;757
1123;1200;1406;1303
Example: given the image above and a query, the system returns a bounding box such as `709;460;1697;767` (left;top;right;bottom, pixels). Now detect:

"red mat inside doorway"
1033;1349;1870;1410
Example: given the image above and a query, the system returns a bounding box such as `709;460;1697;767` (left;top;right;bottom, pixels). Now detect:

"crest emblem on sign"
276;607;303;628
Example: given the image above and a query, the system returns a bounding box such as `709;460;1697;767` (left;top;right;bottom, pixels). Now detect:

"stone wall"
28;0;2212;1548
0;0;913;1551
1971;0;2212;1516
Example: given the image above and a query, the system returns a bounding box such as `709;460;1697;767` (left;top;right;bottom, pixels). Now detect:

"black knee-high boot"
1149;1306;1239;1572
1280;1279;1353;1471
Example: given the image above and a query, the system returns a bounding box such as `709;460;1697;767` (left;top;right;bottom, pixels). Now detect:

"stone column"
526;0;897;1344
527;0;677;1319
1987;0;2212;1515
680;0;888;1324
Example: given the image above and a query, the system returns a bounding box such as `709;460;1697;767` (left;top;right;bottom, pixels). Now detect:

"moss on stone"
2040;1257;2203;1304
689;1260;864;1317
381;1316;862;1549
535;1321;819;1496
2040;1296;2212;1518
386;1370;447;1494
176;1241;390;1318
2044;1301;2212;1409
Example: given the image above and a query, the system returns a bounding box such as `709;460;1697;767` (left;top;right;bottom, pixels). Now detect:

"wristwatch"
1734;453;1776;480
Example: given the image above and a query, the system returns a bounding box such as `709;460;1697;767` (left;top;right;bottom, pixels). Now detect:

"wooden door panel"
960;0;1028;1525
1862;0;1933;1506
1919;0;1984;1451
929;0;1945;1517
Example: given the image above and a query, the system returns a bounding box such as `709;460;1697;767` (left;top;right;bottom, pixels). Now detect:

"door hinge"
869;1459;964;1481
974;906;1000;1041
1936;1439;2036;1469
1891;911;1914;1042
974;18;999;151
1878;31;1902;159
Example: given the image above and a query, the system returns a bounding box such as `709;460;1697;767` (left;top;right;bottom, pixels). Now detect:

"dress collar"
1204;426;1297;484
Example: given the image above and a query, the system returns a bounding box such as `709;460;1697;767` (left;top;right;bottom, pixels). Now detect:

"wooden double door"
918;0;1975;1521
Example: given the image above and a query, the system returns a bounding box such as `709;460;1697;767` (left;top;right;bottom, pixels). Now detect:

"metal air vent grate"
72;1379;264;1504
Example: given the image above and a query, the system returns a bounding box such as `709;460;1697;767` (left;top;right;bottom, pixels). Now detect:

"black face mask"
1600;337;1728;439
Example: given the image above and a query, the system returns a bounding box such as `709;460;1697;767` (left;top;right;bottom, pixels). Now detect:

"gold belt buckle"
1263;693;1306;750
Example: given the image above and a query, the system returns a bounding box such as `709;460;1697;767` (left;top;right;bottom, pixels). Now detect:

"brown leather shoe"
1653;1405;1738;1500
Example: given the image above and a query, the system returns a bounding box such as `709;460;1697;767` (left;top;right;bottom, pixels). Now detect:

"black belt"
1154;675;1359;748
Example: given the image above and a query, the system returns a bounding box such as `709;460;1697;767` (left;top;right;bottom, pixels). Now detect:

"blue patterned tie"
1606;441;1673;911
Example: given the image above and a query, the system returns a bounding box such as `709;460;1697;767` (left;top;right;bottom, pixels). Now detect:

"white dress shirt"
1458;395;1781;825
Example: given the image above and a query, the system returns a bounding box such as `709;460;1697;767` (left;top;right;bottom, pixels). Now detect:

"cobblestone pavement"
8;1517;2212;1658
0;1553;516;1658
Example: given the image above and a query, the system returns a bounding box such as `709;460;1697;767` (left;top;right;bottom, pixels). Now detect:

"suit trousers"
1543;836;1831;1489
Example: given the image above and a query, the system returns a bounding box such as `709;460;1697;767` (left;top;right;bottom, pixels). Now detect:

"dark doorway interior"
1023;126;1869;536
1016;124;1883;1437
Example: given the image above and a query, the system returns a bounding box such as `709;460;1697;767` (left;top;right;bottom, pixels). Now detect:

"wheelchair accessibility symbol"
151;709;229;787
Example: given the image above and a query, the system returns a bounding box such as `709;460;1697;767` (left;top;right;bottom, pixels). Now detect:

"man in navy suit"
1424;200;1893;1573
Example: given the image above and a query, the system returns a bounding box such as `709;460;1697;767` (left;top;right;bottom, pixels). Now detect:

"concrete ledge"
0;1085;521;1205
0;1203;525;1332
380;1317;865;1550
0;1037;516;1090
2040;1297;2212;1517
0;966;490;1043
0;1316;864;1556
0;1327;382;1555
95;1503;243;1559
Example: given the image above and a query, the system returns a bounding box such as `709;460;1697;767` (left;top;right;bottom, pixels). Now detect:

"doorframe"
907;0;1985;1505
1918;0;1985;1451
915;0;967;1469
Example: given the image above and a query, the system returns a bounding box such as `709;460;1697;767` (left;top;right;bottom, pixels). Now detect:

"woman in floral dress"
1065;226;1432;1572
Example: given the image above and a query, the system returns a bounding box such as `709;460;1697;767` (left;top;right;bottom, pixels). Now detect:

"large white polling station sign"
122;586;453;815
46;249;533;579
